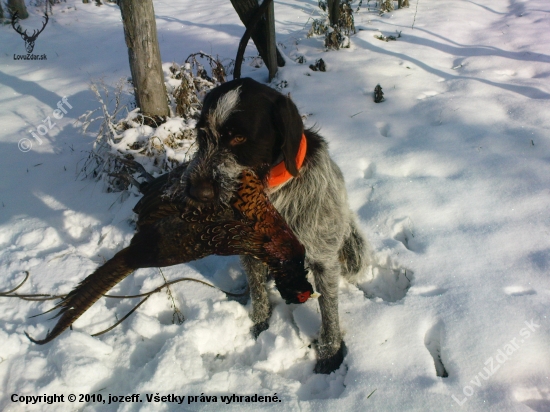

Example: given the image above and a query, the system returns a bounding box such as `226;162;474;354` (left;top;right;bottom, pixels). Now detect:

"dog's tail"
339;217;369;282
25;248;134;345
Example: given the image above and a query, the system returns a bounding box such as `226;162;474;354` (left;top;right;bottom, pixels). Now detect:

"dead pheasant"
26;164;313;344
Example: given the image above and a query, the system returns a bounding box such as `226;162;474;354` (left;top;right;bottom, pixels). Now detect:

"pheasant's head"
273;258;314;304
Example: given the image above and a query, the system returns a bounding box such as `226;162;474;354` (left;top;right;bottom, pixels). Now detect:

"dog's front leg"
241;255;272;337
310;260;346;374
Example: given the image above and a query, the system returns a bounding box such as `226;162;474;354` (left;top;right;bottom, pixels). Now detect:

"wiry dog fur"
185;78;368;374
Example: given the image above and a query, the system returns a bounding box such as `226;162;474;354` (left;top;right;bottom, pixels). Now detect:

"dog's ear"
272;95;304;177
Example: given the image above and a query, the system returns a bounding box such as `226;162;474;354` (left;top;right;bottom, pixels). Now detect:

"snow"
1;0;550;411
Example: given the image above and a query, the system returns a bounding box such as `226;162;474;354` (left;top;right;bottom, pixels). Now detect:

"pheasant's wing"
126;213;265;268
134;163;190;227
136;201;182;228
138;162;189;196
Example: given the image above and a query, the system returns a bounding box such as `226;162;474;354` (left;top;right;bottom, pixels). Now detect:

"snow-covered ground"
1;0;549;411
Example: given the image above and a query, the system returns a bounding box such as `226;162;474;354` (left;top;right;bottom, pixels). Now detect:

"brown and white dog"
185;78;368;374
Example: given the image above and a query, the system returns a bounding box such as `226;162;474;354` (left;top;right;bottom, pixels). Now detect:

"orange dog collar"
267;133;307;188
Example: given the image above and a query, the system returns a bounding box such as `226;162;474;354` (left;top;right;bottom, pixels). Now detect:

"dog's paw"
251;320;269;338
314;341;346;374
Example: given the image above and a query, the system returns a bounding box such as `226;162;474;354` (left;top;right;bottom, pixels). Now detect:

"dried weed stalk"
380;0;394;12
77;53;230;192
171;52;229;118
308;1;359;50
158;268;184;325
380;0;409;14
77;79;132;191
1;271;247;338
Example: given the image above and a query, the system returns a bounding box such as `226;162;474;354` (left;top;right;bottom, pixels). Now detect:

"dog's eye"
230;136;247;146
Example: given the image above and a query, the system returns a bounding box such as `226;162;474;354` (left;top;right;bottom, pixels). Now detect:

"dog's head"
185;78;304;204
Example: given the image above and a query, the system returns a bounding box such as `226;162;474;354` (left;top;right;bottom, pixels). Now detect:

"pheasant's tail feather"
25;249;134;345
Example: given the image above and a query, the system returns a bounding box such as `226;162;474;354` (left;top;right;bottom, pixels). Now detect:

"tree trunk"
8;0;29;19
118;0;169;118
327;0;339;27
264;1;277;80
0;2;4;19
230;0;285;69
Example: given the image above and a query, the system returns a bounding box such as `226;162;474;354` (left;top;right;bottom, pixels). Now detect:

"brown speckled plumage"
27;166;313;345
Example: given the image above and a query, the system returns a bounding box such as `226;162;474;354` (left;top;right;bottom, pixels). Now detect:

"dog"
185;77;368;374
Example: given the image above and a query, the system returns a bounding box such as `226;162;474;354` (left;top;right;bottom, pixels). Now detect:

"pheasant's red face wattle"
296;291;311;303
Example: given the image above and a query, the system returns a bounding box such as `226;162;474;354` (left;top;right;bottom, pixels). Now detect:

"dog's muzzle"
187;180;216;203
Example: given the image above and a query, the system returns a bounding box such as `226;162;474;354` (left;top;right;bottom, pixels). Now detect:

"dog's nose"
188;181;215;202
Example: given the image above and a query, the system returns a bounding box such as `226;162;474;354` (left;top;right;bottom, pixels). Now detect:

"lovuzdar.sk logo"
12;12;48;60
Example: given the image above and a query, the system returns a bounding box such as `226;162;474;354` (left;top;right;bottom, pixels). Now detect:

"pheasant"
27;162;313;344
